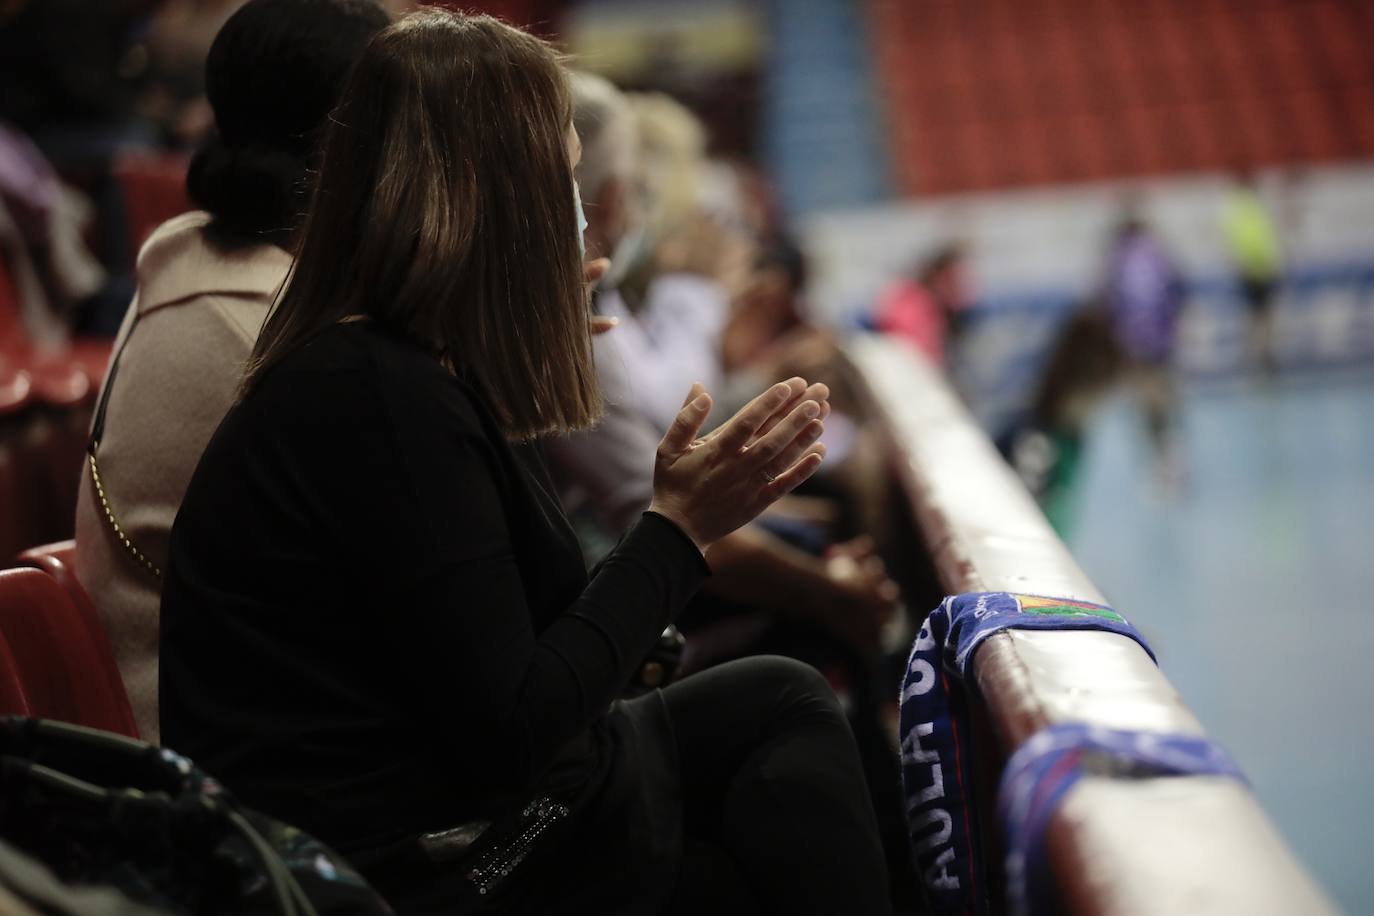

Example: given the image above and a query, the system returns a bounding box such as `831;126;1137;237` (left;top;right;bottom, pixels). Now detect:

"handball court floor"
1067;369;1374;913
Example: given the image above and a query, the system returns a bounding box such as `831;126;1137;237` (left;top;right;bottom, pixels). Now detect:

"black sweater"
159;321;707;897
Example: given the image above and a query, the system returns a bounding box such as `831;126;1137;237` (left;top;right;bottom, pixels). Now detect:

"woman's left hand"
585;258;618;336
584;256;610;295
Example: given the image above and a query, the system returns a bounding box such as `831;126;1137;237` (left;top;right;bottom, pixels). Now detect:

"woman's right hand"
648;378;829;554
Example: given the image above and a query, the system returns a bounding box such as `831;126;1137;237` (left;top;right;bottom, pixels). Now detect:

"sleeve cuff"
639;510;712;577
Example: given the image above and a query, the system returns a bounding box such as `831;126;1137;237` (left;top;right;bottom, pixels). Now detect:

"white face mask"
573;180;589;260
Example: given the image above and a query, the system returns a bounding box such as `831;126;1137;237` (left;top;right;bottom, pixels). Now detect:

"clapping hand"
648;378;830;554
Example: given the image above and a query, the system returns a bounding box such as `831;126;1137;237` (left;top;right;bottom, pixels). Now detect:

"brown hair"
242;9;598;439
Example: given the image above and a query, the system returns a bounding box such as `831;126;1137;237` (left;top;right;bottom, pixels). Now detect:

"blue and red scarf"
898;591;1155;914
997;722;1245;916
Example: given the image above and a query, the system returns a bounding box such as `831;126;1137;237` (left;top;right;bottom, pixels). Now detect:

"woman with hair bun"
160;10;892;916
73;0;390;742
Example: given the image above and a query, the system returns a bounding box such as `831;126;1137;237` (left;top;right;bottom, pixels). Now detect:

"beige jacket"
74;211;292;742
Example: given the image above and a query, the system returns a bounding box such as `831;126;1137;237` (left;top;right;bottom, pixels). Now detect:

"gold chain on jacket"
87;451;161;579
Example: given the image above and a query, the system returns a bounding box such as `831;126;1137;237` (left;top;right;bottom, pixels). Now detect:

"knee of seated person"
746;655;844;720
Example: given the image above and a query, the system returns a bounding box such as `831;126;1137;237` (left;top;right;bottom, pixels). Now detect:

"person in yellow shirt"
1222;171;1284;372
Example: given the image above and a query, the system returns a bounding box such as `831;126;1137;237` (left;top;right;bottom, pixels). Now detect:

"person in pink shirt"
875;242;972;365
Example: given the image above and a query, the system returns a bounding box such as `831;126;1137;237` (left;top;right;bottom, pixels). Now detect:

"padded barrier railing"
842;334;1336;915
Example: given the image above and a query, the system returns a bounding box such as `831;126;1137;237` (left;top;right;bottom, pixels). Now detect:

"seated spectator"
718;236;853;439
720;235;898;544
546;72;918;911
0;0;178;333
548;72;899;659
0;120;106;346
73;0;390;741
875;242;973;365
159;11;891;916
721;236;810;379
580;86;746;435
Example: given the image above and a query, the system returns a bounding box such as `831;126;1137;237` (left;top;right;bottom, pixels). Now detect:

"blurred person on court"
73;0;391;741
545;71;921;912
1008;303;1124;535
159;12;892;913
1221;169;1284;373
1103;211;1186;482
874;242;974;366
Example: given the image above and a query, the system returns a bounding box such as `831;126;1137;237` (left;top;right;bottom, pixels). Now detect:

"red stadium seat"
15;540;94;628
0;630;27;716
0;246;96;409
67;338;114;388
0;243;23;352
0;364;31;415
0;364;35;559
112;152;191;264
869;0;1374;194
0;567;138;737
0;249;105;553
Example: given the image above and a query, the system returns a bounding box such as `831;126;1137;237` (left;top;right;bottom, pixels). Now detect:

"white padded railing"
844;333;1335;915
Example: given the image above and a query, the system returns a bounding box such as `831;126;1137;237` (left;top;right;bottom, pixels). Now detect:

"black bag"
0;717;393;916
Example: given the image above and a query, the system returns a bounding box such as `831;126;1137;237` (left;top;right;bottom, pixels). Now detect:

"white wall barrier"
845;333;1337;915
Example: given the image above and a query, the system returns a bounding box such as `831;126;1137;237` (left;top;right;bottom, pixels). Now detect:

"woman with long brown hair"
159;10;892;916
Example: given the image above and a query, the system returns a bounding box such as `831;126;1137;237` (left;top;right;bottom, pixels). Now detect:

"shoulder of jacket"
134;211;213;274
204;294;272;349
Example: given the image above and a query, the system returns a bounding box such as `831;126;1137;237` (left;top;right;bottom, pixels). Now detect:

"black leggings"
662;656;892;916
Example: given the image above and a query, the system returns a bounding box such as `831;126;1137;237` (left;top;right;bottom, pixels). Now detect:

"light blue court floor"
1067;370;1374;913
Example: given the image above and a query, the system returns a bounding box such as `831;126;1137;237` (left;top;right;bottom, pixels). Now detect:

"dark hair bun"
188;0;389;247
187;135;302;246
